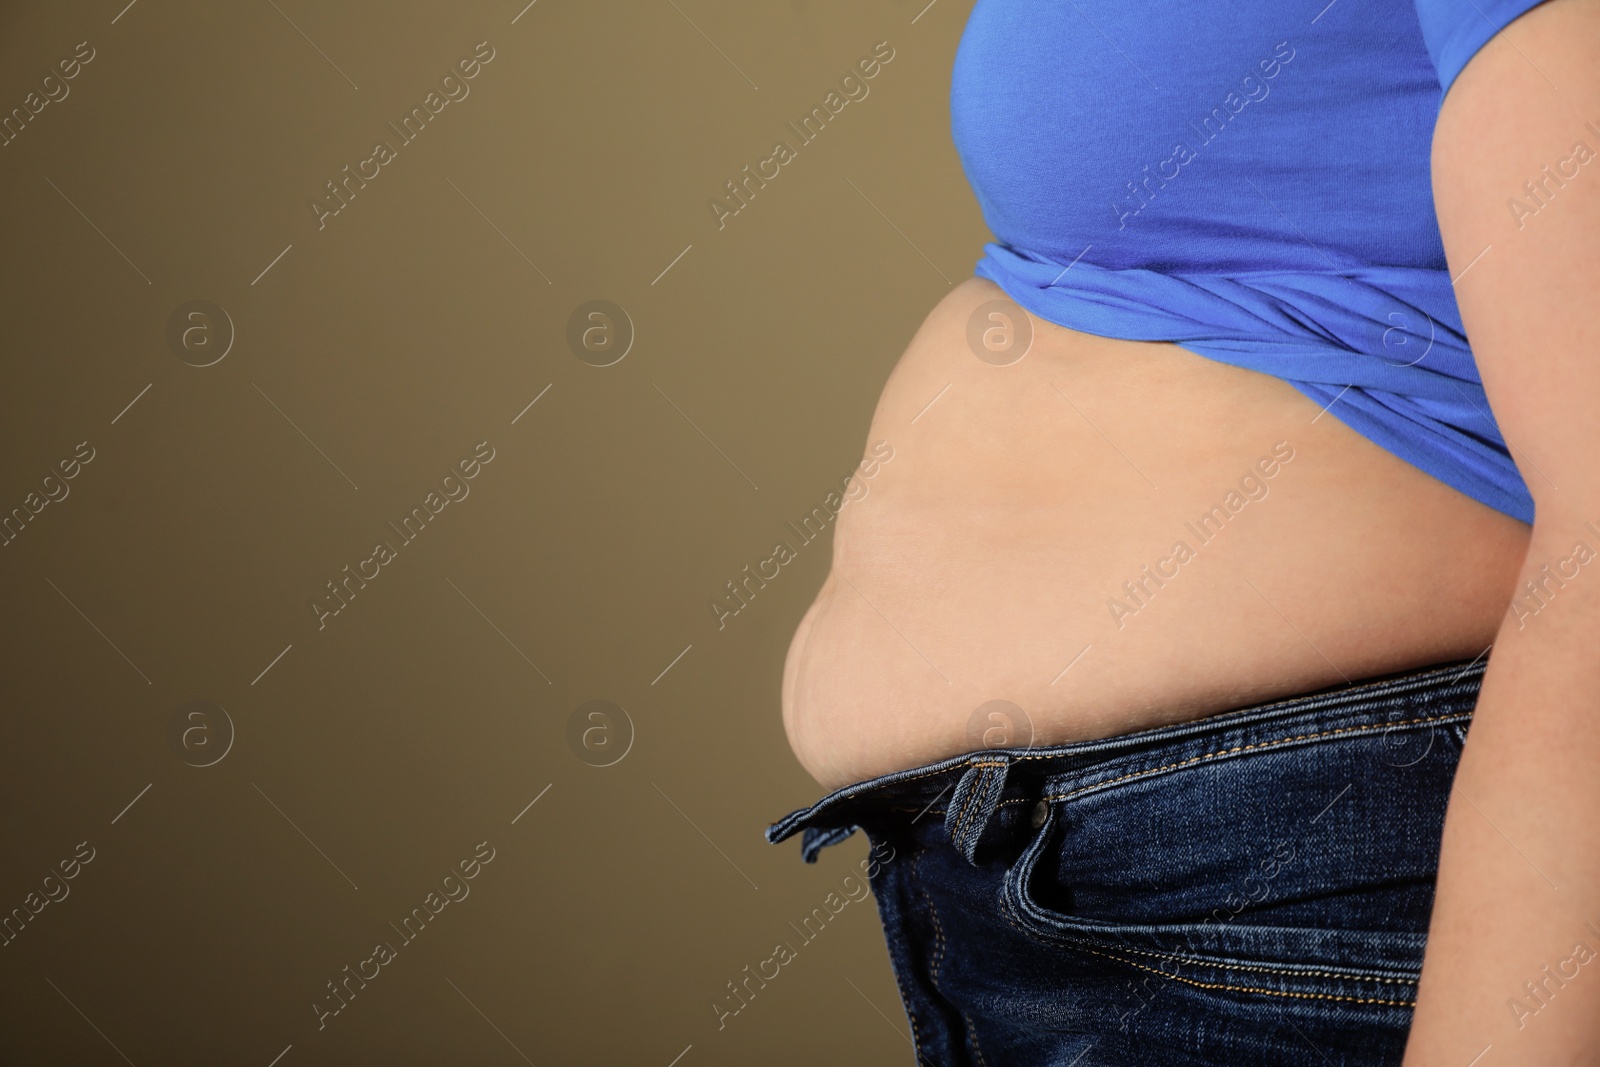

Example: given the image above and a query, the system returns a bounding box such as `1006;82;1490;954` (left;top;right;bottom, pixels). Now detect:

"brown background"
0;1;992;1064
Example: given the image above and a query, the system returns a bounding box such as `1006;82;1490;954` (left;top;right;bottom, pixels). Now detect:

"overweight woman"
766;0;1600;1063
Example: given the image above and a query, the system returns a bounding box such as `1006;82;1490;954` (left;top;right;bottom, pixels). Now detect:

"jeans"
767;657;1486;1065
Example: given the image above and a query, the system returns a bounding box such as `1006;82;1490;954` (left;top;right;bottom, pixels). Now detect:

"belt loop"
945;755;1011;865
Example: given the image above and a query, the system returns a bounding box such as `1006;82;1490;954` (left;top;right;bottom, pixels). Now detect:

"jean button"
1030;799;1049;829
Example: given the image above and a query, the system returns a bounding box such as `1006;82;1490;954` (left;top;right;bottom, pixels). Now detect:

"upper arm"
1430;0;1600;525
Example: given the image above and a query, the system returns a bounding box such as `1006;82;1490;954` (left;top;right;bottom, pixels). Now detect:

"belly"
781;278;1531;790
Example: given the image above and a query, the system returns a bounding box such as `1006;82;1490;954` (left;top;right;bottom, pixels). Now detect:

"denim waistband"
767;656;1486;865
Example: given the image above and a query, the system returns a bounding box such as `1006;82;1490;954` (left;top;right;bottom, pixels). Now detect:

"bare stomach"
781;277;1532;791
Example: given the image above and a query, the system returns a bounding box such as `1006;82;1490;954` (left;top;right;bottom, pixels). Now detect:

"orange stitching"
836;758;1010;820
949;785;979;844
1066;942;1417;1008
792;678;1477;828
1038;710;1471;804
964;1008;990;1067
1053;937;1418;986
907;849;944;1062
994;672;1476;771
948;761;1005;842
837;710;1469;822
995;890;1415;1009
919;862;949;985
992;815;1421;1004
894;848;932;1061
918;853;993;1066
806;675;1478;809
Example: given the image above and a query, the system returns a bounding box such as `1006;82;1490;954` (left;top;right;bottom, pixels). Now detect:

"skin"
783;275;1529;791
784;1;1600;1057
1404;0;1600;1062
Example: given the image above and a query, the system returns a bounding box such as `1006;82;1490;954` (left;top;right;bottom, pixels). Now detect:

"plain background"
0;1;993;1063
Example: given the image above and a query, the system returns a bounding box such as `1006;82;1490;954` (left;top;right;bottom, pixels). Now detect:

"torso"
781;278;1530;790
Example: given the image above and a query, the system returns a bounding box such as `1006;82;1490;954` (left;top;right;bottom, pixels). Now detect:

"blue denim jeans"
767;658;1485;1066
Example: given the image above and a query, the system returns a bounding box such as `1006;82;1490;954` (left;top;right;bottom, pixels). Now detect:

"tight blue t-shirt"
951;0;1554;523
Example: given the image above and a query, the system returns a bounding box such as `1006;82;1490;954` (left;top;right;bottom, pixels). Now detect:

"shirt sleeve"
1411;0;1554;97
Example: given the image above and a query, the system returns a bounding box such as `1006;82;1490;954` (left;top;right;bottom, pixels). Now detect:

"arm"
1405;1;1600;1062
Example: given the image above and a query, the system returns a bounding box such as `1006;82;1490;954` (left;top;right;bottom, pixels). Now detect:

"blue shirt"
951;0;1551;523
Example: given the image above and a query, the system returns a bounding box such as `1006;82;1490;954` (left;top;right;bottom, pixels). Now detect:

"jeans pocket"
999;799;1427;1009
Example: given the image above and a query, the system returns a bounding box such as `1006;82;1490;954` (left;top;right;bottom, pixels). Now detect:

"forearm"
1405;514;1600;1065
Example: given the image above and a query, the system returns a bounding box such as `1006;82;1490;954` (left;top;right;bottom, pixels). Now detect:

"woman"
768;0;1600;1064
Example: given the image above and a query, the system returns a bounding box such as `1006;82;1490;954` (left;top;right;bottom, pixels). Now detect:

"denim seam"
997;864;1419;990
920;859;949;988
965;1009;991;1067
916;851;992;1067
1036;710;1472;804
949;760;1007;845
997;808;1421;998
775;666;1480;842
1061;942;1418;1008
787;681;1472;825
1051;938;1419;987
996;884;1421;1011
992;895;1416;1007
895;848;934;1064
